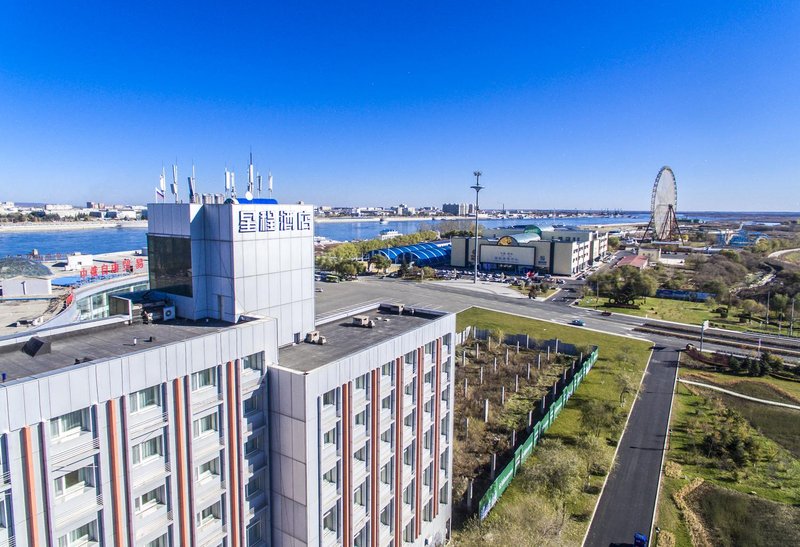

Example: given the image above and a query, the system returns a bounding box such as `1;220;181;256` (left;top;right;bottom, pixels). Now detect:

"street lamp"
470;171;483;284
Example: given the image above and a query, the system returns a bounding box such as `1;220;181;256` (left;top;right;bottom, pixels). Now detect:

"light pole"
791;296;796;337
470;171;483;284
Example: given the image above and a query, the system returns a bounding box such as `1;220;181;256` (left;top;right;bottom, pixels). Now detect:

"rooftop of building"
278;304;449;374
0;316;232;384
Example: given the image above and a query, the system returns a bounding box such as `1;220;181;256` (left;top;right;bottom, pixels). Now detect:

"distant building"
616;255;649;269
441;203;469;216
450;225;608;276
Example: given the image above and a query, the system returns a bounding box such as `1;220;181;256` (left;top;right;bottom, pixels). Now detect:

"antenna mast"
171;164;179;203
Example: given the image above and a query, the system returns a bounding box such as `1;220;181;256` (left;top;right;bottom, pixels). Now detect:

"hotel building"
0;199;454;547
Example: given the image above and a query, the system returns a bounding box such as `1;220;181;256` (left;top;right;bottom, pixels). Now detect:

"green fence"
478;348;599;520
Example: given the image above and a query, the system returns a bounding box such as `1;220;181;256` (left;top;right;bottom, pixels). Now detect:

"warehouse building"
0;198;455;547
450;225;608;276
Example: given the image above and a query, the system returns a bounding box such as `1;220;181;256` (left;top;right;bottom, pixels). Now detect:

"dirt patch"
686;481;800;547
664;460;683;479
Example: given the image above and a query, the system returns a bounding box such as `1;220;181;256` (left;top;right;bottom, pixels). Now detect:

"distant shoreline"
0;220;148;233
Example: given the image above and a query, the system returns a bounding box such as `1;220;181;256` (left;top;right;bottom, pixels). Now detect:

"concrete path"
678;378;800;410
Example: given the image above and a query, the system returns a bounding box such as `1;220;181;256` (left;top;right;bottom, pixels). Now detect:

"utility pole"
471;171;483;284
791;296;796;337
765;290;771;331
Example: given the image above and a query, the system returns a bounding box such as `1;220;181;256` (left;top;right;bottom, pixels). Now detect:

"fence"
477;347;600;520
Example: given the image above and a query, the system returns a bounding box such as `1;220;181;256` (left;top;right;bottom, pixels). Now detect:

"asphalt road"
584;345;679;547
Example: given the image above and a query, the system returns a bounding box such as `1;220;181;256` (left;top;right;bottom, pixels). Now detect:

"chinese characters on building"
238;209;312;233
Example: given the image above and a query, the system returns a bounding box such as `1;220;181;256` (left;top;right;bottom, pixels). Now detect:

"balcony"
320;480;339;507
48;433;99;466
195;514;226;547
133;502;171;542
191;387;223;412
52;489;102;530
193;433;224;460
128;408;168;436
131;457;170;488
320;404;338;431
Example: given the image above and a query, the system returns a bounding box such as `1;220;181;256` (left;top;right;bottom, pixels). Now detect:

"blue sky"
0;1;798;211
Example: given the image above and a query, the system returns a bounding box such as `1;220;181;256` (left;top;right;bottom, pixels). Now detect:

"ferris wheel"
644;166;681;241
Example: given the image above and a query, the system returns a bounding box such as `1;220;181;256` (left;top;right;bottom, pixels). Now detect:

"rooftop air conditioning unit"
353;315;376;328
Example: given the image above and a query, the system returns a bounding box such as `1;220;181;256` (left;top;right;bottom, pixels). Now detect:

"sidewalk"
427;278;530;299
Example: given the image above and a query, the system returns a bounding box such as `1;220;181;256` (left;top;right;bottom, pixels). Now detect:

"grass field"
579;296;798;337
779;250;800;265
655;367;800;546
452;307;652;546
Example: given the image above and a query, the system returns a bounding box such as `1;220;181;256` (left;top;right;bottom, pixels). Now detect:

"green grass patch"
689;482;800;547
655;376;800;545
452;307;652;546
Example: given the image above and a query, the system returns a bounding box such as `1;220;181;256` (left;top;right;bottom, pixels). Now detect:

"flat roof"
0;318;231;383
279;305;448;374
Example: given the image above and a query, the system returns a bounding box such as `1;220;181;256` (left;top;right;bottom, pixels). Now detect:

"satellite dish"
244;191;253;200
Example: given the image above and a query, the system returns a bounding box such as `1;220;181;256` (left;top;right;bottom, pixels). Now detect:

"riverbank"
0;220;148;233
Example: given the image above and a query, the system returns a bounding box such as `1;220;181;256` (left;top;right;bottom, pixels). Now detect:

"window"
404;412;414;428
404;520;415;543
380;461;392;484
322;508;337;534
424;400;432;414
193;413;218;438
130;386;161;413
424;370;433;385
380;428;392;445
403;444;413;467
146;535;168;547
0;498;7;528
323;428;337;445
322;466;337;485
381;395;392;411
242;352;264;372
404;382;414;397
243;394;261;414
404;351;416;366
57;520;97;547
354;526;367;547
134;485;165;514
354;481;367;506
381;362;393;377
132;435;163;465
147;234;193;297
191;368;216;391
246;474;264;498
423;464;433;486
354;445;367;462
196;502;221;527
244;434;261;455
380;504;392;526
354;410;367;426
423;429;432;451
423;500;433;522
196;457;220;482
425;340;436;359
403;483;414;506
322;389;336;406
355;374;367;390
440;483;449;504
443;333;451;348
54;466;93;498
50;408;90;439
246;522;262;546
440;448;449;471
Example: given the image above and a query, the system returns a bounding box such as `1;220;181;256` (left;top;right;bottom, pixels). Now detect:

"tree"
579;399;618;437
523;439;585;532
616;373;638;405
369;253;392;273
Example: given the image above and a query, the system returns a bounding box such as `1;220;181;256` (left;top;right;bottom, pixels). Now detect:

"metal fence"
477;348;599;520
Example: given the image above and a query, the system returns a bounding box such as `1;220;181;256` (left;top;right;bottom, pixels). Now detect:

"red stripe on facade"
415;347;424;538
21;426;40;547
433;338;442;516
172;378;191;547
370;369;380;547
226;361;240;547
342;382;352;547
394;356;403;546
106;401;126;547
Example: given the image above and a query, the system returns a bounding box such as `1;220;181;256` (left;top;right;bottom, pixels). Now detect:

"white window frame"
132;435;163;465
322;508;337;535
193;412;218;439
191;368;216;391
54;466;93;499
246;474;263;498
246;521;263;545
130;386;161;414
57;520;97;547
134;484;165;515
242;352;264;372
244;434;260;455
50;408;90;439
196;457;220;482
196;501;221;528
145;535;168;547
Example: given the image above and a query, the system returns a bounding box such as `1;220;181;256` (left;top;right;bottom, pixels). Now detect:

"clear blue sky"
0;1;798;211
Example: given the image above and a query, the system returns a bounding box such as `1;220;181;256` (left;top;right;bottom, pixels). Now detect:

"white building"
0;197;455;547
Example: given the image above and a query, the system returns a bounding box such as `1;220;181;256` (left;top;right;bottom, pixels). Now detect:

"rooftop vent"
353;315;376;328
379;303;404;315
305;330;327;345
21;336;51;357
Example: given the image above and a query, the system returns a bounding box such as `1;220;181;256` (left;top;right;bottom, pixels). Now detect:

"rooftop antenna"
187;163;197;203
268;171;273;198
230;169;237;199
257;172;262;197
224;167;231;196
156;166;166;202
171;163;179;203
248;151;255;196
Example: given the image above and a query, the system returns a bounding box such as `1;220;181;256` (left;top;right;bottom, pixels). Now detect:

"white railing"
49;435;99;465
